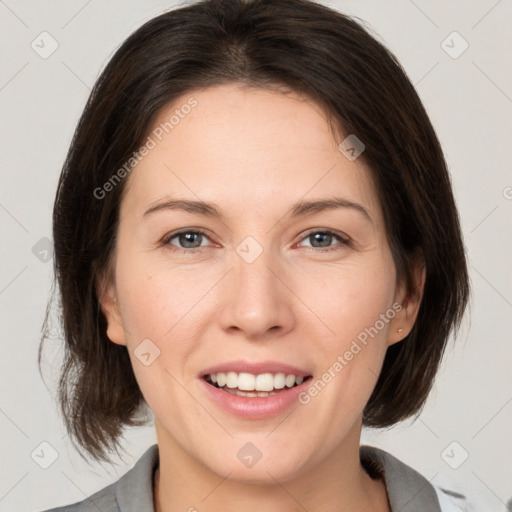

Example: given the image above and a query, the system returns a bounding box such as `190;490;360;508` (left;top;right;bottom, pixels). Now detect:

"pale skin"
98;83;425;512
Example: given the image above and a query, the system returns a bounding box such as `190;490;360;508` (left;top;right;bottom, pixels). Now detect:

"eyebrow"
143;197;372;223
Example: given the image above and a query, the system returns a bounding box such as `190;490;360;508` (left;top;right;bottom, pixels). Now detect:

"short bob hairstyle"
39;0;470;464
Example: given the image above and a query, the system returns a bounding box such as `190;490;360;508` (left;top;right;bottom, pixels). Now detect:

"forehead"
121;83;381;226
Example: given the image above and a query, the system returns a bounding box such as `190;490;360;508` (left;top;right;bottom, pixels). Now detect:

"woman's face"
100;83;420;483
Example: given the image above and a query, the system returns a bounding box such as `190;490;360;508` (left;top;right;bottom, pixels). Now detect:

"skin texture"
98;83;425;512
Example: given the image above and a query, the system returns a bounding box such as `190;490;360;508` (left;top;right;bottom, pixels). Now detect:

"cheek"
114;255;217;409
306;262;396;408
306;258;396;347
115;262;202;425
116;253;206;342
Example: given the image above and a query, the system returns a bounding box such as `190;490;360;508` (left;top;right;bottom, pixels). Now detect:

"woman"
38;0;471;510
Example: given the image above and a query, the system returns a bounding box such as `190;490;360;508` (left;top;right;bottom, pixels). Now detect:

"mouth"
203;372;313;398
199;365;315;419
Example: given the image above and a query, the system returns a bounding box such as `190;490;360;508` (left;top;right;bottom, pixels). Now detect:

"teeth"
226;372;238;389
255;373;274;391
206;371;306;391
224;388;278;397
216;373;226;387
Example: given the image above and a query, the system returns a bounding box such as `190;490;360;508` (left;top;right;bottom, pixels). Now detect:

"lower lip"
199;377;312;420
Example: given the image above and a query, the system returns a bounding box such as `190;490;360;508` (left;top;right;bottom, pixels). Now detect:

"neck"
153;425;390;512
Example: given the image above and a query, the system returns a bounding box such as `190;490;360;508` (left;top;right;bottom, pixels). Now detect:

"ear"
96;273;127;346
388;250;426;346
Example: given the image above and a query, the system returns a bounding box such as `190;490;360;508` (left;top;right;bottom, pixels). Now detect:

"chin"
203;447;310;485
217;464;302;485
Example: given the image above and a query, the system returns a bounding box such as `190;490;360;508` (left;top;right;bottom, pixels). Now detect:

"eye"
161;228;351;253
162;229;212;251
296;229;350;252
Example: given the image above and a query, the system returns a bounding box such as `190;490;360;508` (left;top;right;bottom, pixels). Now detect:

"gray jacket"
36;443;470;512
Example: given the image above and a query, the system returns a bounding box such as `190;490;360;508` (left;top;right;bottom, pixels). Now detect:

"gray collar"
116;444;159;511
360;445;442;511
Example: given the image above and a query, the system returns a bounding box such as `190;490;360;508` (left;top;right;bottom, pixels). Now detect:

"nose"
217;242;296;339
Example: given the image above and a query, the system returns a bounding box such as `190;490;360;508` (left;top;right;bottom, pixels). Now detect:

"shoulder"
35;444;160;512
360;445;473;512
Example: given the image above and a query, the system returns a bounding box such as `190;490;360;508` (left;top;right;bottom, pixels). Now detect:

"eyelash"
161;228;351;254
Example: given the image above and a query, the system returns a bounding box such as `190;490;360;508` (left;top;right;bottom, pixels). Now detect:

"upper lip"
200;360;312;378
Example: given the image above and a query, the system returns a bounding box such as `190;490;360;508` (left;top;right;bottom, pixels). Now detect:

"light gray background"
0;1;511;511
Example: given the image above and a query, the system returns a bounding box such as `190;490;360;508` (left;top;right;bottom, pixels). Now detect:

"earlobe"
388;255;426;346
96;278;127;346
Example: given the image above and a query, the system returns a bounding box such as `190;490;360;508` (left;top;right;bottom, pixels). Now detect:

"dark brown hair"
39;0;470;464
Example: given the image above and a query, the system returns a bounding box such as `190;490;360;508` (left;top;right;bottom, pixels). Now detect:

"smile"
204;372;309;397
200;371;314;419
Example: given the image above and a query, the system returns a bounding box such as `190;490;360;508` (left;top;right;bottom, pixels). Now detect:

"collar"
360;445;442;511
116;443;159;512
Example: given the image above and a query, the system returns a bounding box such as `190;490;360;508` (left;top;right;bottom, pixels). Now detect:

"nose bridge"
236;237;277;297
218;235;294;336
